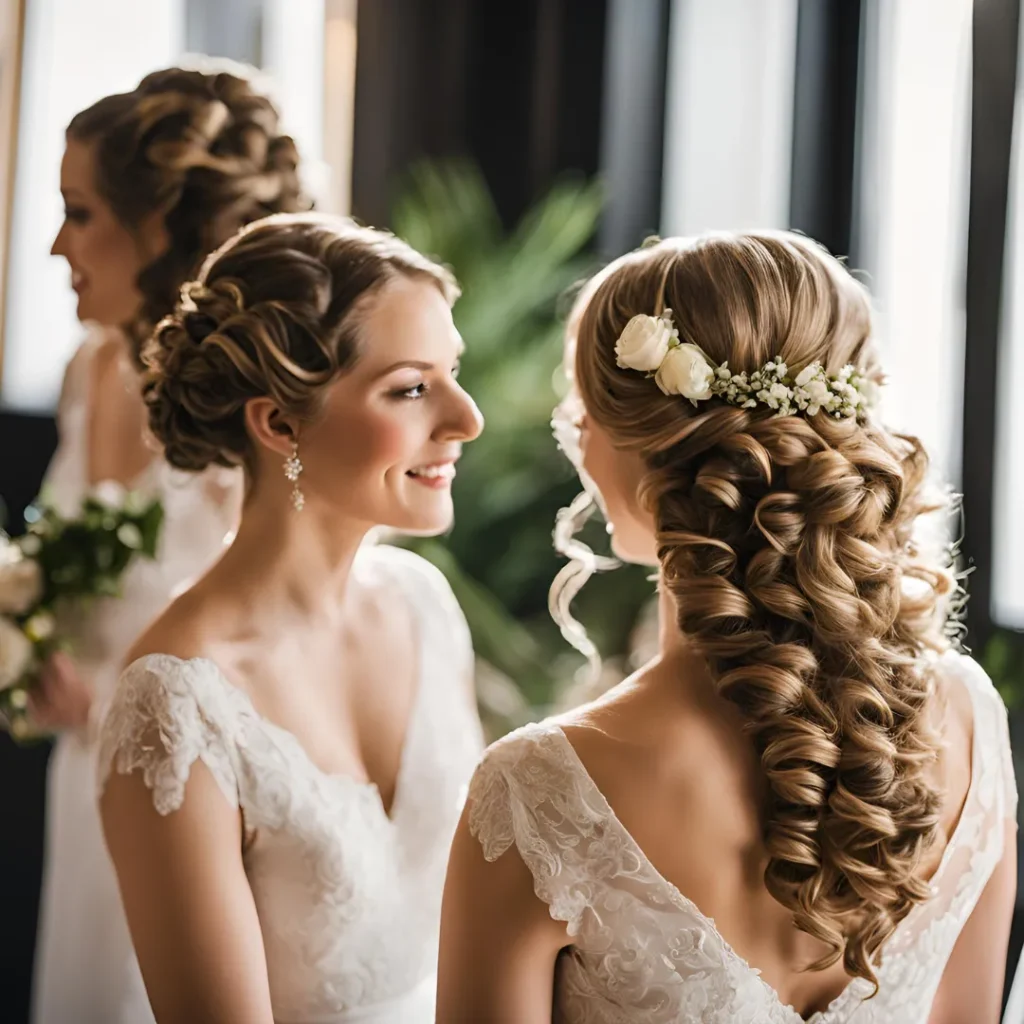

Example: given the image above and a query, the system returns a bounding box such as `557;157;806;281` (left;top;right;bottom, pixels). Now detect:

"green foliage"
392;161;651;717
982;628;1024;710
27;494;164;605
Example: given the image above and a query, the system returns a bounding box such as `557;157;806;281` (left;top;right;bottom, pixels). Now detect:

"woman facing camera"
438;232;1017;1023
99;213;485;1023
33;64;308;1024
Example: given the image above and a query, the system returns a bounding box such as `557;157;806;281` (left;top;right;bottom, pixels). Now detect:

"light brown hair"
143;212;459;474
67;65;310;362
570;231;953;986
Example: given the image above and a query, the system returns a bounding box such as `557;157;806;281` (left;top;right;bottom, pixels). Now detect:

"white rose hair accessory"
613;308;879;420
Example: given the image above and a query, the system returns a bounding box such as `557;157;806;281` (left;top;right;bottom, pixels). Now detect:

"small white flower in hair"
802;378;831;416
614;311;677;372
858;377;881;408
655;344;715;404
794;363;819;388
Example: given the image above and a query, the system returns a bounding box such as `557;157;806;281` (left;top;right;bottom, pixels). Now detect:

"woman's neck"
657;579;688;659
212;493;371;625
653;576;718;699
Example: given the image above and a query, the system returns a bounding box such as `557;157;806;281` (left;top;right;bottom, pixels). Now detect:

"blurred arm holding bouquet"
0;488;163;740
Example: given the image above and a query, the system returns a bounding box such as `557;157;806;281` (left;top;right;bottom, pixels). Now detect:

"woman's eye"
392;383;429;400
64;207;90;224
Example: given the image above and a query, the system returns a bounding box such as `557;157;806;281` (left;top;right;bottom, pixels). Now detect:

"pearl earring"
283;439;305;512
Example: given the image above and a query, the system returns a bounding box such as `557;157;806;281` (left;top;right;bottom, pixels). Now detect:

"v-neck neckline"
539;669;983;1023
162;621;427;825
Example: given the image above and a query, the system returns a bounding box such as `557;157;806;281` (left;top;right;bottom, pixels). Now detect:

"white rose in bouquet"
0;615;33;691
89;480;128;508
0;540;42;615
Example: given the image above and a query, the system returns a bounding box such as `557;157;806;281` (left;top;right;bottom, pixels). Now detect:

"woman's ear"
136;208;171;264
244;397;300;458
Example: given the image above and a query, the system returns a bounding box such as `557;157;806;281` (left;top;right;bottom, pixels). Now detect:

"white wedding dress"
468;651;1017;1023
32;329;241;1024
97;542;483;1024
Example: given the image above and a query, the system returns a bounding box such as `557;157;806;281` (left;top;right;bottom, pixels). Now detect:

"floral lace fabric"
468;652;1017;1023
98;544;484;1023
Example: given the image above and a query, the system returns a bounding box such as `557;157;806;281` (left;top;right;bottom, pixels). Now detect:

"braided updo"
570;232;953;987
143;212;458;474
67;64;310;363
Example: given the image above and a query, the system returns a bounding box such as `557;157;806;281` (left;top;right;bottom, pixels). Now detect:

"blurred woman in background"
32;63;309;1024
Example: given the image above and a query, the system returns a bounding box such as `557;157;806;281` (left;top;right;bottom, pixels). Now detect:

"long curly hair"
67;64;311;364
568;232;954;987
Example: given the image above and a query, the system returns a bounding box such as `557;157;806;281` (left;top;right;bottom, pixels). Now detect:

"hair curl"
143;212;459;474
67;65;311;363
569;231;953;987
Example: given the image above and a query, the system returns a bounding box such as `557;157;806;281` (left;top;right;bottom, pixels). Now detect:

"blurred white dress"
97;543;483;1023
468;652;1017;1023
32;329;241;1024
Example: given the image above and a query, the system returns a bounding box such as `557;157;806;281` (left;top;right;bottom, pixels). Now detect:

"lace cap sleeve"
466;723;610;936
97;655;239;816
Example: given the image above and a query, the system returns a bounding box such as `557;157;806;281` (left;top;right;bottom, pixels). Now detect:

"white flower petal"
655;344;715;400
615;314;674;373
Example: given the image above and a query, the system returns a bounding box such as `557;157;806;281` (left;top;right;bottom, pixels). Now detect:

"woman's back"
467;650;1014;1023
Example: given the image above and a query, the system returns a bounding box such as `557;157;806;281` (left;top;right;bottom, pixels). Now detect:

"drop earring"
283;439;305;512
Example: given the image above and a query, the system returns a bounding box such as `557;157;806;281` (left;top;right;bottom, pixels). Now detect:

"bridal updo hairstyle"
67;64;309;362
570;231;953;988
142;212;459;474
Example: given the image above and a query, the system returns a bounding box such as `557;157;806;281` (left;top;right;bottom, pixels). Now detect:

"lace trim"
469;725;692;941
97;655;239;816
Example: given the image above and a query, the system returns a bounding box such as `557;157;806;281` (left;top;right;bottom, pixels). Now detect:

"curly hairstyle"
568;232;954;987
142;211;459;475
67;64;310;364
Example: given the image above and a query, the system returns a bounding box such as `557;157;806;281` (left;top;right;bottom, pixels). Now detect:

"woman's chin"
387;496;455;538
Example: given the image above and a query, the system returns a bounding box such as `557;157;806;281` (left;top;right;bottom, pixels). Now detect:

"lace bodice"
98;544;483;1024
468;652;1017;1024
44;328;241;722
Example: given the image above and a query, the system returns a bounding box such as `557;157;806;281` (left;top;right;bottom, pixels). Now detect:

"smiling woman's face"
291;274;484;534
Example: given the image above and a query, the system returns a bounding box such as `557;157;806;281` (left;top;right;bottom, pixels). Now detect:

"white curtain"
855;0;973;489
660;0;798;237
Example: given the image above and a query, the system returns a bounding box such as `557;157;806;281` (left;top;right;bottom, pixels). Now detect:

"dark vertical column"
528;0;563;195
961;0;1021;653
597;0;670;256
0;414;56;1024
351;0;607;229
349;0;420;226
788;0;863;259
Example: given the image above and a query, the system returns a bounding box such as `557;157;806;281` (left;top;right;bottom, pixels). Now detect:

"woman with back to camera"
438;231;1017;1023
32;63;308;1024
98;211;485;1023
